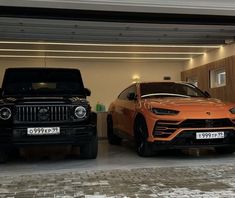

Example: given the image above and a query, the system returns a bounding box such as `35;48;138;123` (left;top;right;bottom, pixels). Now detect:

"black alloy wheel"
0;149;8;163
80;134;98;159
134;117;154;157
107;116;122;145
215;146;235;154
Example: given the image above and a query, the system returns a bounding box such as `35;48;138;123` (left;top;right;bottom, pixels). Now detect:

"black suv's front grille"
15;105;71;123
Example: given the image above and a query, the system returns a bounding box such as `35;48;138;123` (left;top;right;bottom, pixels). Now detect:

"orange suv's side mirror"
204;91;211;98
127;92;136;101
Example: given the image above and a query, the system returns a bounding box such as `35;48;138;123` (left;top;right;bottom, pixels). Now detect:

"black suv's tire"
134;117;154;157
80;135;98;159
107;116;122;145
0;149;8;163
215;147;235;154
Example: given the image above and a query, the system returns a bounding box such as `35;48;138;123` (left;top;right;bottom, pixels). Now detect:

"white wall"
184;43;235;70
0;58;183;110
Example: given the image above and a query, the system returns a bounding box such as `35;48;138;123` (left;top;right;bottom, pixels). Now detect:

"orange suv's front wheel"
134;116;154;157
107;116;122;145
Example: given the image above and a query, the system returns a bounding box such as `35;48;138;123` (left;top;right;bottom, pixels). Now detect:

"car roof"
5;67;80;72
137;81;187;84
129;82;190;87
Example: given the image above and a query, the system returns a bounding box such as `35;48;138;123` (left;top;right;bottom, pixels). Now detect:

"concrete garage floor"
1;140;235;197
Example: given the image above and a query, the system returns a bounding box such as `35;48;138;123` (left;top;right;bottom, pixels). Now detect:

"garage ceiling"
1;0;235;16
1;18;235;45
0;3;234;61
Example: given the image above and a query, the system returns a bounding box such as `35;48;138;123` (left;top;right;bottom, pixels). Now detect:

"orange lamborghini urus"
107;82;235;157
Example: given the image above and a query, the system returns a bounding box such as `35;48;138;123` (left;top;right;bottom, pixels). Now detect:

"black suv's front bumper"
0;124;96;148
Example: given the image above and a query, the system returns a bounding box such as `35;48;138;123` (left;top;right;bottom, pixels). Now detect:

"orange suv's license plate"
196;131;224;139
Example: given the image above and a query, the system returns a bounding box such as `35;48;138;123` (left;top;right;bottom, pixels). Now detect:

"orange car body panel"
108;82;235;144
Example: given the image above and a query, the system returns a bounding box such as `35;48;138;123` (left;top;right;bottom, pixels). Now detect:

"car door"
118;85;137;137
112;88;129;132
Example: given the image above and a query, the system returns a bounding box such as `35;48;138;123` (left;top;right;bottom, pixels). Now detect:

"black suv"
0;68;97;162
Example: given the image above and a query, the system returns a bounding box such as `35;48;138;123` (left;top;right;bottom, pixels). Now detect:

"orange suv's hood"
144;97;232;111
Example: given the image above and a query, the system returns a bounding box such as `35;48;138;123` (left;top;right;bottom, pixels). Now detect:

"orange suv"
107;82;235;156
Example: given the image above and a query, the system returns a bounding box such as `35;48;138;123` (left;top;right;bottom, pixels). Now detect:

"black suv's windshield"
140;82;206;98
2;68;85;97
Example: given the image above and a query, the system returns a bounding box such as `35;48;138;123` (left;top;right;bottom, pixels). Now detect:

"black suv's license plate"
27;127;60;136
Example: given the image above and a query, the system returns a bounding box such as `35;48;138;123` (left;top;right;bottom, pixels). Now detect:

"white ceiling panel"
0;17;234;44
0;0;235;16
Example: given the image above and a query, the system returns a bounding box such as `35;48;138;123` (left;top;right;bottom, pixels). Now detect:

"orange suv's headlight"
230;108;235;114
151;108;179;116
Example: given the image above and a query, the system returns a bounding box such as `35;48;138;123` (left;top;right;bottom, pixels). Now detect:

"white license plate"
27;127;60;136
196;131;224;139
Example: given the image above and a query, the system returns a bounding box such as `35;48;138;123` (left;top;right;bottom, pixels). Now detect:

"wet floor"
1;140;235;197
0;140;235;177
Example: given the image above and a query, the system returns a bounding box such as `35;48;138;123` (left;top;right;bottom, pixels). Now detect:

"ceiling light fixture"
0;55;191;60
0;41;221;48
0;49;205;55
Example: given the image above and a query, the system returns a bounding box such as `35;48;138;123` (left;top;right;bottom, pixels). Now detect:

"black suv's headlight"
151;108;179;115
74;106;87;119
230;108;235;114
0;107;12;120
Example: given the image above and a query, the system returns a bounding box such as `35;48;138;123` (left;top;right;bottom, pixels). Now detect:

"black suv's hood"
0;96;88;105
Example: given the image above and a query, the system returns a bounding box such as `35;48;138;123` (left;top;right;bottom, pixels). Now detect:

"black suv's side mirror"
84;88;91;96
204;91;211;98
127;92;136;101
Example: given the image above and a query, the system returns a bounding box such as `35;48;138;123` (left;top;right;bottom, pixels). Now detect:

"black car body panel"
0;68;97;160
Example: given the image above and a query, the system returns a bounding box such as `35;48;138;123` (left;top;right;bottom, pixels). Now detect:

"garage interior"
0;2;235;110
0;1;235;197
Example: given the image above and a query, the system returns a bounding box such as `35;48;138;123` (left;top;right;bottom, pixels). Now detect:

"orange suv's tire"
107;116;122;145
134;116;154;157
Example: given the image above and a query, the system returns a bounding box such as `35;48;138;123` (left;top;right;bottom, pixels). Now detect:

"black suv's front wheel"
80;135;98;159
0;149;8;163
215;146;235;154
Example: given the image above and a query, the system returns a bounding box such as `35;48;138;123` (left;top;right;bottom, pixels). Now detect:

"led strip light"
0;49;205;55
0;55;191;60
0;41;222;48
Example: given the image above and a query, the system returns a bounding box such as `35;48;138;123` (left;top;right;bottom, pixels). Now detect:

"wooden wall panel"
181;56;235;103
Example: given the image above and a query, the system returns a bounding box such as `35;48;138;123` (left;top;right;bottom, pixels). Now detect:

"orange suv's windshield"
140;82;206;98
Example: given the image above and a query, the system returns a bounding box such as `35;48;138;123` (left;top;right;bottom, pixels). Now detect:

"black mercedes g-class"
0;68;97;162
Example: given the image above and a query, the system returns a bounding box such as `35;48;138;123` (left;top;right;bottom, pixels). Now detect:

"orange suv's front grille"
153;118;234;138
180;119;234;128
